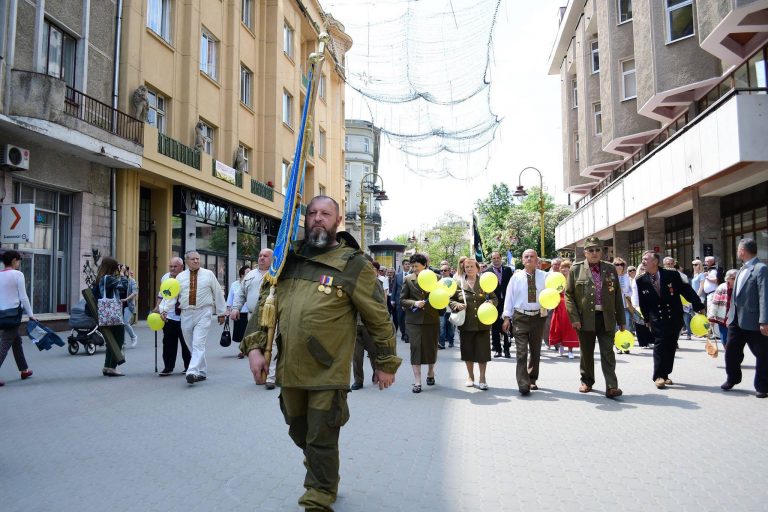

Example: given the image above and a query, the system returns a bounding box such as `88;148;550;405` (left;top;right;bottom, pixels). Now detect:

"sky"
324;0;567;239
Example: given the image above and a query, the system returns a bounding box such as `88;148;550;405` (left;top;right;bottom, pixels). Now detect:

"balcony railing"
251;179;274;201
157;133;201;170
574;43;768;211
64;86;144;144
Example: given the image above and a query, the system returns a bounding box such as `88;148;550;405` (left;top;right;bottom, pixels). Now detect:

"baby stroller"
67;299;105;355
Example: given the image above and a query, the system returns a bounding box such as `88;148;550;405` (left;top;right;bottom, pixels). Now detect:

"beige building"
116;0;351;314
344;119;383;249
549;0;768;273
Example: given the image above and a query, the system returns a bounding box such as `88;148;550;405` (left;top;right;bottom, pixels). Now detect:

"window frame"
574;131;580;162
281;160;290;194
621;59;637;101
319;73;326;101
44;19;77;89
200;29;218;80
318;128;326;159
241;0;253;30
593;102;602;135
147;0;172;43
146;87;167;134
666;0;695;43
571;78;578;109
283;21;294;60
363;137;370;153
282;89;293;128
617;0;633;25
198;119;214;155
238;143;251;173
590;40;600;74
240;64;253;107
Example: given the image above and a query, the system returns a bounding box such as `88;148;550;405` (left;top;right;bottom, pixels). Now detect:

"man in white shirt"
231;248;274;387
160;251;227;384
153;257;190;376
501;249;548;395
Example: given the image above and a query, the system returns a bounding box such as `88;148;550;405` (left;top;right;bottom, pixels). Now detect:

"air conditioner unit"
0;145;30;171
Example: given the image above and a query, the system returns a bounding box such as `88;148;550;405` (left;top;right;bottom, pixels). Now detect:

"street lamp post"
512;166;546;257
359;171;388;251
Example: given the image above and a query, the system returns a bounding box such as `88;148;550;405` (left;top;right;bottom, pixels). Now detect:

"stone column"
185;212;197;252
228;224;238;286
693;190;722;262
613;228;630;261
644;212;665;255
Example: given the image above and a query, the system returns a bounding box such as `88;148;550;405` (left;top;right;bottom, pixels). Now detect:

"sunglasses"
615;263;625;267
586;248;601;253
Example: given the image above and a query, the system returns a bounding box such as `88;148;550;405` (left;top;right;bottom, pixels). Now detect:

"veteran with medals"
240;196;401;511
564;236;626;398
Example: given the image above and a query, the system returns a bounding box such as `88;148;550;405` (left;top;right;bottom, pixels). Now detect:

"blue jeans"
718;324;728;346
439;312;454;347
683;310;693;336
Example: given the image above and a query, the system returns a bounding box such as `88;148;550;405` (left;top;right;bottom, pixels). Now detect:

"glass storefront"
11;182;71;313
664;211;693;276
628;228;644;267
721;182;768;269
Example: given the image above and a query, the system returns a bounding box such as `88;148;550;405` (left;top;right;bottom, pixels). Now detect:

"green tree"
423;212;470;267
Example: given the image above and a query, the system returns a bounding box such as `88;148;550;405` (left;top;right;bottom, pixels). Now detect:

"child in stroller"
67;299;105;355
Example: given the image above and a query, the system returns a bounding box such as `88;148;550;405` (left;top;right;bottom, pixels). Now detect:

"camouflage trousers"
279;388;350;511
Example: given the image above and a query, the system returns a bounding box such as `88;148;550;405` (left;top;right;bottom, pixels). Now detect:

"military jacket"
449;278;498;332
240;234;401;389
636;268;703;337
400;274;441;325
565;260;625;332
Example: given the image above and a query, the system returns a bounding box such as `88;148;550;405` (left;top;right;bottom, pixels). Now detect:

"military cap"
584;236;601;249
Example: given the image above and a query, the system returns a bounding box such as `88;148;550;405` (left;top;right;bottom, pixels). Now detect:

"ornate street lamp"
513;166;546;257
359;172;388;251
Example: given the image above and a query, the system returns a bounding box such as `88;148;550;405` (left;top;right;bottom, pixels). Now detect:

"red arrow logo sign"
10;206;21;229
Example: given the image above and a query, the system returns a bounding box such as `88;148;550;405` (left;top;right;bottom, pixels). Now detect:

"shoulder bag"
0;305;22;329
219;321;232;347
97;277;124;327
449;283;467;327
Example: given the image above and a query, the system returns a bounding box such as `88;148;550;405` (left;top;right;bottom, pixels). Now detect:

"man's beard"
305;224;336;248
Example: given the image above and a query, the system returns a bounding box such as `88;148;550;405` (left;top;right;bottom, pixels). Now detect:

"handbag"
448;284;467;327
97;277;124;327
0;305;22;329
220;321;232;347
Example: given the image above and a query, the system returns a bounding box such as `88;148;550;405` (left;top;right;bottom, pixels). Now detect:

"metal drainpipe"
109;0;124;257
3;0;19;112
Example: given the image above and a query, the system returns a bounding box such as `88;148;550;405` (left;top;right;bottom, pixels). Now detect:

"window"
319;73;326;100
571;78;578;108
240;65;253;106
318;128;326;159
617;0;632;24
593;102;602;135
200;29;218;80
241;0;253;30
666;0;694;42
44;20;77;89
574;132;580;162
198;120;214;155
147;0;172;42
590;41;600;73
344;135;349;151
283;22;294;59
147;88;167;134
282;90;293;127
363;137;370;153
238;144;250;173
319;184;326;197
281;160;290;194
621;59;636;100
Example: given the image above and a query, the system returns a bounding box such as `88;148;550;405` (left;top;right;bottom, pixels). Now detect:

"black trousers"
397;304;408;341
162;319;190;371
726;322;768;393
651;332;679;381
490;313;510;353
353;325;376;385
388;301;399;334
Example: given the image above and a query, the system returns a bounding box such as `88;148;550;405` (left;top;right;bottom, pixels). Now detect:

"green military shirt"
240;233;401;389
564;260;625;332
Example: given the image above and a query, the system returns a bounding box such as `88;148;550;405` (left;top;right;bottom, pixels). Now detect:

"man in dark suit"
565;236;626;399
721;238;768;398
391;258;411;342
486;251;513;358
635;250;704;389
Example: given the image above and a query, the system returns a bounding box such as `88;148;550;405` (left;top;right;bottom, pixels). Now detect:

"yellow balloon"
538;288;561;309
479;272;498;293
160;277;181;299
477;302;498;325
146;312;165;331
680;295;691;306
439;277;458;296
614;330;635;351
428;286;450;309
545;272;567;292
417;269;438;292
690;313;709;336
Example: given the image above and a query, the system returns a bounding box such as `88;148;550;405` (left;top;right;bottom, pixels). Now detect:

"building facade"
549;0;768;274
344;119;382;249
0;0;351;321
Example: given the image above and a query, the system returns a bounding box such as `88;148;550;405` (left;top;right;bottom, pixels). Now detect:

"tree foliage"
475;184;571;264
391;212;470;268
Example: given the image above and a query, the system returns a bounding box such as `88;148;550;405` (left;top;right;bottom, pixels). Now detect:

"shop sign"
1;203;35;243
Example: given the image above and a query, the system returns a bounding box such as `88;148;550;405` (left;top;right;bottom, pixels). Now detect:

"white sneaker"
478;382;488;391
559;345;565;356
568;351;574;359
465;379;474;387
130;338;138;348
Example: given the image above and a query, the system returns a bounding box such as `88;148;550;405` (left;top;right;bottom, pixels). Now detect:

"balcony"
251;179;274;201
5;70;142;168
158;133;201;170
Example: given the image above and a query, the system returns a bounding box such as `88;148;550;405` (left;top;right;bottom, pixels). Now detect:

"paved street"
1;323;766;512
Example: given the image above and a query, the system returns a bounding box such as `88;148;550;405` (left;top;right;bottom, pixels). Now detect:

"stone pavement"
1;324;766;512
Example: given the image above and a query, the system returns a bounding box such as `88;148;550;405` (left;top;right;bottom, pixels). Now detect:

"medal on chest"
318;275;333;294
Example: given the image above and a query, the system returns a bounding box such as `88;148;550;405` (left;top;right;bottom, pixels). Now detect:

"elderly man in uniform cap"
564;236;626;398
241;195;401;511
